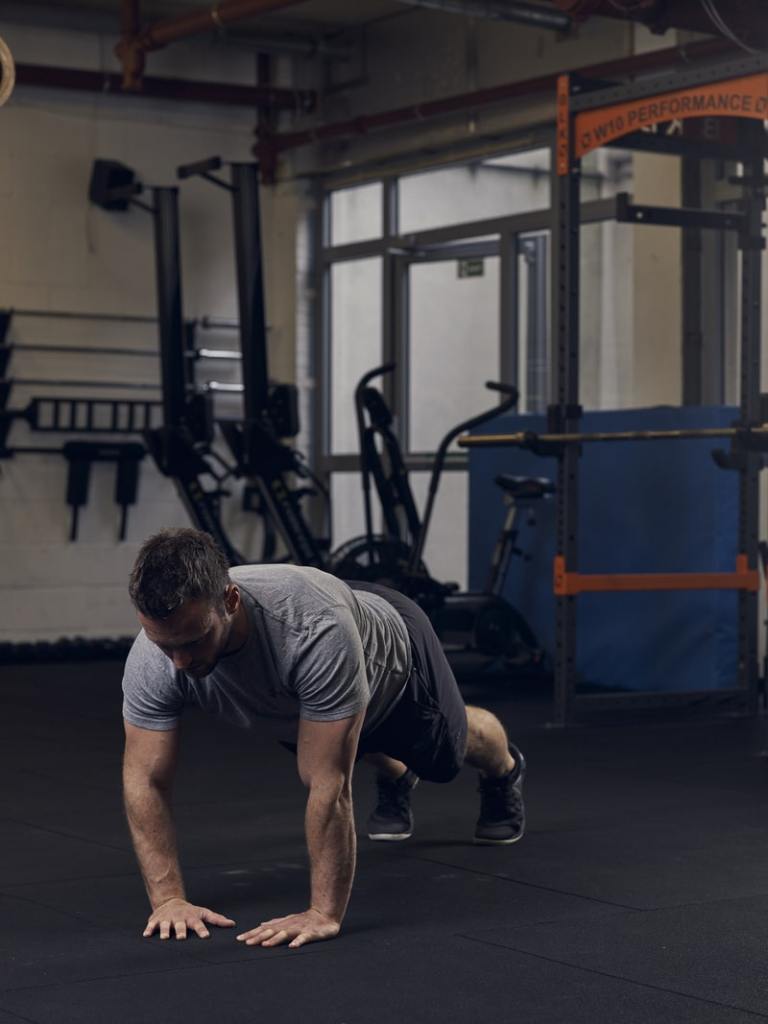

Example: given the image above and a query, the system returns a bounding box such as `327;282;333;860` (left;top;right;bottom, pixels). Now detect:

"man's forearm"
123;776;186;909
304;789;356;923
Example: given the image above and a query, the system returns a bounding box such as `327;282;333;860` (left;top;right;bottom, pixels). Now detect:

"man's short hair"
129;528;231;620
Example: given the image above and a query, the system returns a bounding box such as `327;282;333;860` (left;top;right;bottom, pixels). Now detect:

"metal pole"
499;229;519;401
551;76;581;727
738;134;764;712
152;186;187;432
231;163;269;472
681;153;703;405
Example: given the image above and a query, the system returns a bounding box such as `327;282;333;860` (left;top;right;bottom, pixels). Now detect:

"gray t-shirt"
122;564;412;743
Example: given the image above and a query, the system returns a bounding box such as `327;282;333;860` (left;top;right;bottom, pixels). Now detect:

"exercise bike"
331;364;554;679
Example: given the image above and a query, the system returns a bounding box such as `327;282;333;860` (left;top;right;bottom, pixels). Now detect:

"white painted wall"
0;17;297;642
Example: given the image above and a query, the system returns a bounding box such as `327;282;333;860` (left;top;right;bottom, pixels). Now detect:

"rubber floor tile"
400;817;768;910
0;934;762;1024
0;1010;37;1023
0;893;197;992
0;821;137;887
463;893;768;1018
177;856;625;965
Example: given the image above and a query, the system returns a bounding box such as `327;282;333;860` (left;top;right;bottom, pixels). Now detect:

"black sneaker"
474;743;526;845
367;769;419;841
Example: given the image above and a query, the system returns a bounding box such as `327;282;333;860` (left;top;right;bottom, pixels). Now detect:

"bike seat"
493;474;555;500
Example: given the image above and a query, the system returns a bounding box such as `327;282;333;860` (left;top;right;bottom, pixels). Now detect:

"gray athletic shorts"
349;581;468;783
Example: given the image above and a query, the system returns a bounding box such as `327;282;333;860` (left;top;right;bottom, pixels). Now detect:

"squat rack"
461;53;768;725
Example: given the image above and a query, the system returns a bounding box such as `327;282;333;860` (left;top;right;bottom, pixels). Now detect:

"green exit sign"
458;258;484;278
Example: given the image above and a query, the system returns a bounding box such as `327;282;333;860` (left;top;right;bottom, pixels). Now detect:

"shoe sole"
473;832;525;845
367;832;413;841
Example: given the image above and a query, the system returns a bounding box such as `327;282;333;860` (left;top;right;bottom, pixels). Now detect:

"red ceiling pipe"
116;0;308;90
121;0;142;38
15;63;315;111
260;36;733;164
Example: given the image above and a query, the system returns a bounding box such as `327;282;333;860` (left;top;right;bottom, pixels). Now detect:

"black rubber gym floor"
3;662;768;1023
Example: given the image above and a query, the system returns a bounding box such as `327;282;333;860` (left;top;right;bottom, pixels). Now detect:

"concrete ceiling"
14;0;409;33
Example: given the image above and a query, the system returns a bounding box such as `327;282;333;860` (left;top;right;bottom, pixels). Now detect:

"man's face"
139;593;236;679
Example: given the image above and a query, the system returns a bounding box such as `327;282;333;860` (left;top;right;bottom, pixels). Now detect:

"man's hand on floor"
143;898;236;940
236;908;340;949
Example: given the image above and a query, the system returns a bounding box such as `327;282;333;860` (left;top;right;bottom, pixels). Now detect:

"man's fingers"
241;927;271;946
289;933;309;949
201;909;236;927
261;929;289;947
144;905;234;940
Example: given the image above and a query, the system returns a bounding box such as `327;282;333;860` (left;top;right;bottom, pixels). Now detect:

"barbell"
458;425;768;449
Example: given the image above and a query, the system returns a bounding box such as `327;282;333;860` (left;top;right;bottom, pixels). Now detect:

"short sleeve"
122;631;184;731
290;606;369;722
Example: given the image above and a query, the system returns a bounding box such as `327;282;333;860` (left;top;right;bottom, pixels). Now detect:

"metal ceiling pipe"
129;0;308;49
121;0;142;39
550;0;768;42
394;0;571;31
212;31;353;60
116;0;307;90
1;1;349;61
15;62;315;111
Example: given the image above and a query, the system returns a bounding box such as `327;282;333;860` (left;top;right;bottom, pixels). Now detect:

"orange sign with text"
557;72;768;173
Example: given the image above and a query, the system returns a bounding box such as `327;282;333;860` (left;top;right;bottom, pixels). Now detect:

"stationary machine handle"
408;380;520;572
177;156;223;180
485;381;519;400
355;363;396;555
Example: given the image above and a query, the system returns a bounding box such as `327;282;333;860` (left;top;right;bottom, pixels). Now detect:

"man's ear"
224;584;240;616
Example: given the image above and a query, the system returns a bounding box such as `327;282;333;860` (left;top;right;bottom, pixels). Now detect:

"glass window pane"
517;233;550;414
330;183;383;245
330;257;382;455
579;222;634;411
408;256;500;452
400;149;550;234
410;471;467;590
330;472;381;549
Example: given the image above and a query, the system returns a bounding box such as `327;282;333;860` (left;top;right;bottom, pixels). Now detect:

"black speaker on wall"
88;159;138;211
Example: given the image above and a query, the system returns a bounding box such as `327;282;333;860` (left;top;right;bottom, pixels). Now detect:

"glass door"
400;240;502;587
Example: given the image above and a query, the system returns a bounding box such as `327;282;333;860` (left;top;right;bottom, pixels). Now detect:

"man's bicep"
123;721;180;788
296;712;365;792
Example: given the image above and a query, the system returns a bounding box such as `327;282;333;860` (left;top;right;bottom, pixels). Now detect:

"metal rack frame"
549;54;768;723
